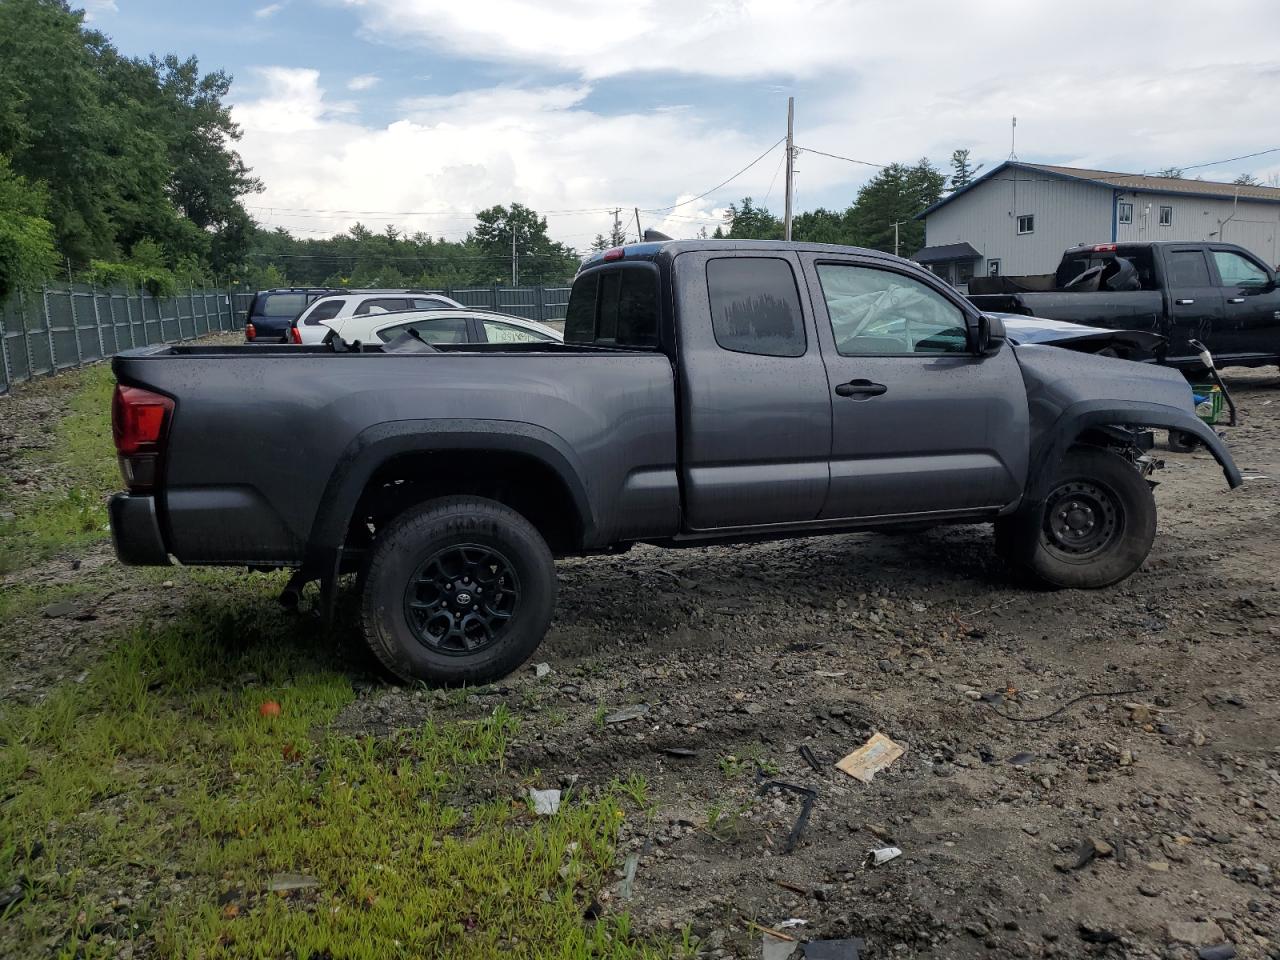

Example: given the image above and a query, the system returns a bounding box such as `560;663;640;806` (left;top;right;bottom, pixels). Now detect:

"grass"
0;365;119;575
0;362;671;958
0;587;668;959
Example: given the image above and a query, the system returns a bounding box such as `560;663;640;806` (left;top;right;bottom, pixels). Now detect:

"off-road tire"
361;496;556;685
1167;429;1199;453
997;446;1156;590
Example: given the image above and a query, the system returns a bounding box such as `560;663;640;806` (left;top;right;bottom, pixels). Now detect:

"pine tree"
948;149;984;192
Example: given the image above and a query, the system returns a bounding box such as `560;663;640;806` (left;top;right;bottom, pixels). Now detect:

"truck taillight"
246;322;257;340
289;325;302;344
112;385;172;454
113;386;174;492
1092;243;1118;252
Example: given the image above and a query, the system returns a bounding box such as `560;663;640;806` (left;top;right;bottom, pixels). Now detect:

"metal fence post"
18;289;35;379
42;286;57;371
0;306;12;394
491;284;500;311
139;287;150;345
68;287;83;364
123;287;136;349
535;286;546;322
188;284;196;339
90;282;106;359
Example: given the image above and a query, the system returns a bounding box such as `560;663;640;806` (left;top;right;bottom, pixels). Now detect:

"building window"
1159;205;1173;226
955;261;975;285
987;259;1001;277
1118;201;1133;225
1017;214;1035;234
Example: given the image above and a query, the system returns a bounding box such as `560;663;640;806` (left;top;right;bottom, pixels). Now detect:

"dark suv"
243;288;338;342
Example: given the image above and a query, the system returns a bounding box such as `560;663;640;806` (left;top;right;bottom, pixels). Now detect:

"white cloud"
232;3;1280;248
232;69;755;246
254;3;284;19
80;0;117;21
347;74;380;91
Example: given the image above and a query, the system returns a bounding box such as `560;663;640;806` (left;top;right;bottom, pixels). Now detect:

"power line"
245;204;617;217
640;137;786;213
796;146;885;168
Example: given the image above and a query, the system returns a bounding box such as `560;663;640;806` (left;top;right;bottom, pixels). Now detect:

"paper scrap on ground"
867;846;902;866
835;732;905;783
528;788;561;815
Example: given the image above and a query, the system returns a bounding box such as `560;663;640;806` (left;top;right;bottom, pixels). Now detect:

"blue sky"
82;0;1280;248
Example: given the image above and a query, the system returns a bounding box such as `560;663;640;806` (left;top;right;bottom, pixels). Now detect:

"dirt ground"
4;364;1280;958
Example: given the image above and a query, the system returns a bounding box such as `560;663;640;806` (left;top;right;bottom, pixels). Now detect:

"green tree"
791;206;851;245
1233;172;1259;186
1156;167;1184;178
721;197;782;240
845;159;945;255
0;154;58;299
948;149;984;191
472;203;578;284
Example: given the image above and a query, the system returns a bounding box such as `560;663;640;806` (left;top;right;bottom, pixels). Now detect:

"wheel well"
345;450;584;555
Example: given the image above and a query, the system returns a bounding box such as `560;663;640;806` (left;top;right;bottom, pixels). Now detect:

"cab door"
1161;248;1225;362
1207;247;1280;360
673;250;832;529
799;254;1027;520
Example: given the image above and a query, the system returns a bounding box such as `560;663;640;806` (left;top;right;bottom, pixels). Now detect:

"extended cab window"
706;257;805;357
1213;251;1270;288
817;263;969;355
254;293;306;317
564;267;659;347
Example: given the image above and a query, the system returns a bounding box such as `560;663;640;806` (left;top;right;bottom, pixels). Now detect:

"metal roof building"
914;161;1280;285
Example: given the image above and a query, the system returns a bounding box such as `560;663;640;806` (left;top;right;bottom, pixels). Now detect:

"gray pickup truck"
109;240;1241;684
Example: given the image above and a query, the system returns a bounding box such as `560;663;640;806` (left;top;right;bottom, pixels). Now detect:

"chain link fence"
0;282;575;395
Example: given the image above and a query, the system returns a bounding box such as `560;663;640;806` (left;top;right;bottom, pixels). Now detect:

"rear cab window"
706;257;806;357
355;298;410;315
303;299;345;325
565;267;660;347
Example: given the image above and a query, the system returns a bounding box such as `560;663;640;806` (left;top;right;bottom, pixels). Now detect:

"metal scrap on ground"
835;732;904;783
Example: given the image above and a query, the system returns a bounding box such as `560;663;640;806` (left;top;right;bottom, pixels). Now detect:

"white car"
323;309;563;346
291;292;464;344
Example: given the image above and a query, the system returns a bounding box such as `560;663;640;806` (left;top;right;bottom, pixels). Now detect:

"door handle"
1175;298;1195;305
835;379;887;398
1227;297;1246;304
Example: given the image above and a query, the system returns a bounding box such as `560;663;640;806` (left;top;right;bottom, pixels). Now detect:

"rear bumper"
109;493;171;565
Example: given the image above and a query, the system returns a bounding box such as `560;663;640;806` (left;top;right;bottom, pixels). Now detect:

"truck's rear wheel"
997;446;1156;589
361;496;556;685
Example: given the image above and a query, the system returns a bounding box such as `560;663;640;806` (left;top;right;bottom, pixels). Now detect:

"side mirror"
976;314;1006;356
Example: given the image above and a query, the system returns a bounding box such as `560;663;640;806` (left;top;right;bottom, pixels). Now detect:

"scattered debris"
659;746;697;758
0;883;25;911
1058;836;1115;872
1198;945;1237;960
604;704;649;724
866;846;902;867
1007;751;1035;765
1078;923;1120;944
533;662;552;678
802;938;864;959
774;880;809;896
757;779;817;853
798;744;824;773
776;918;807;930
985;687;1146;723
618;852;638;900
835;732;904;783
268;873;319;893
528;788;562;816
258;700;281;718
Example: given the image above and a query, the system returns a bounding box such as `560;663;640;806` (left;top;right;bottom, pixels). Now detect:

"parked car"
290;292;464;344
109;240;1240;685
318;309;562;346
967;241;1280;370
243;288;338;343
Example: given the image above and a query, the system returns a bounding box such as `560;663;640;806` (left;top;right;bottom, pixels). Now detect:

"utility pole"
784;96;795;241
611;207;623;246
634;207;643;242
891;220;908;258
511;223;518;286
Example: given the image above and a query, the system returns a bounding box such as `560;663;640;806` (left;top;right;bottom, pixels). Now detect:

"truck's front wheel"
996;446;1156;589
361;496;556;685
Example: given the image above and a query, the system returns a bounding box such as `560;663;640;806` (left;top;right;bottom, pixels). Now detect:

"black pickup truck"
109;240;1241;684
967;241;1280;370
